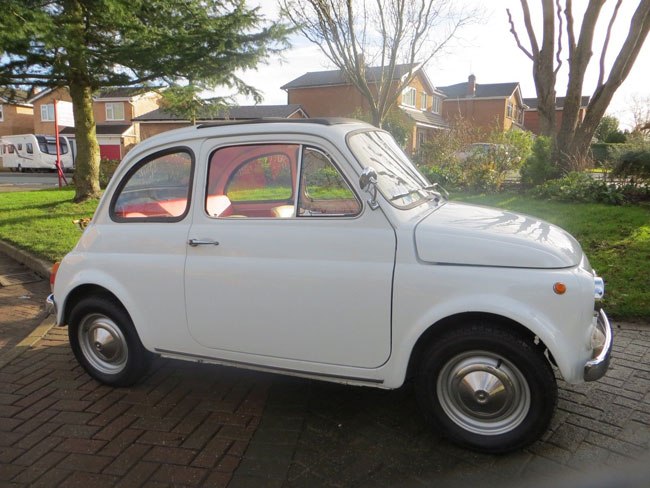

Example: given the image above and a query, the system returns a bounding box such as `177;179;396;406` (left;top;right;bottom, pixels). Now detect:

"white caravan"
1;134;74;171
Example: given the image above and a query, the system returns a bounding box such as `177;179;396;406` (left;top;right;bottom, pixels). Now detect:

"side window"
26;143;33;154
206;144;298;218
111;149;193;220
298;148;360;217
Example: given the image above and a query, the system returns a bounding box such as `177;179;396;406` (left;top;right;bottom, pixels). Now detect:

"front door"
184;140;396;368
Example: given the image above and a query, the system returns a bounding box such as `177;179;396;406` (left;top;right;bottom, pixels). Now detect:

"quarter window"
112;149;193;220
26;143;33;154
106;103;125;121
41;104;55;122
298;148;360;217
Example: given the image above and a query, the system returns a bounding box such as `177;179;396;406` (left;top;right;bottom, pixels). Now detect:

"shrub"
520;136;559;187
417;163;463;190
529;172;626;205
613;149;650;185
99;158;121;189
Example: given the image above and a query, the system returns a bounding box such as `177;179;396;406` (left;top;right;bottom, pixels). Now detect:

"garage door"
100;144;121;160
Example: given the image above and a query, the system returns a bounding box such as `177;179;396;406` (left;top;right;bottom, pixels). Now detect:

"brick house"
281;63;448;153
0;89;34;137
438;75;527;134
30;86;162;160
523;96;590;135
133;104;308;140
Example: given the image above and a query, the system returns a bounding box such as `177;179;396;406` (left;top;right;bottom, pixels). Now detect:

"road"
0;172;65;192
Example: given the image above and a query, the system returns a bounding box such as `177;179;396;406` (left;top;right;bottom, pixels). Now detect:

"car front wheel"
68;296;152;386
415;322;557;453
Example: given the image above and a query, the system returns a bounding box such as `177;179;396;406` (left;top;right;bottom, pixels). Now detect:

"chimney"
467;74;476;97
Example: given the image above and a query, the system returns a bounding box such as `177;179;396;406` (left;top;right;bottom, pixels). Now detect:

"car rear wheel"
68;296;152;386
415;322;557;453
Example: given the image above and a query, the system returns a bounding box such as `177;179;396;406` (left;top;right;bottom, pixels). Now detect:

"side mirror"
359;167;379;210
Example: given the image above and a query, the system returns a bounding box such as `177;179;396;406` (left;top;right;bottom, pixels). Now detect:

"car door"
184;136;396;369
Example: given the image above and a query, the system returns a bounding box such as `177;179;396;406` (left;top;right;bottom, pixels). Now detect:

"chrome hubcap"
437;351;530;436
78;314;128;374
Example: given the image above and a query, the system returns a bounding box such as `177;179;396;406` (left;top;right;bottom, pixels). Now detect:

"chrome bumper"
45;293;57;317
584;308;612;381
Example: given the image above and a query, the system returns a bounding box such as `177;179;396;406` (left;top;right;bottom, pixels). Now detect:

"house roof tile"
95;86;162;99
281;63;419;90
133;104;306;122
523;96;590;110
438;81;519;99
59;124;132;135
0;88;31;104
403;109;449;129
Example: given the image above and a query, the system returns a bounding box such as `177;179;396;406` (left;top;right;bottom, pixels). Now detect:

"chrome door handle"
188;238;220;247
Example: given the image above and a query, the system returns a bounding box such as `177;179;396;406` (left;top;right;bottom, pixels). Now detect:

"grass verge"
0;187;648;320
453;192;650;321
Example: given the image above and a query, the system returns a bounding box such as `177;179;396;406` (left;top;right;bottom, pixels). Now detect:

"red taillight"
50;262;60;291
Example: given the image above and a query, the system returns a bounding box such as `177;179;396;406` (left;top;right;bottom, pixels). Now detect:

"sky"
225;0;650;130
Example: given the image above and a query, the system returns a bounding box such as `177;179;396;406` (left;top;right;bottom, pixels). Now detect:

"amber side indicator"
50;262;60;291
553;282;567;294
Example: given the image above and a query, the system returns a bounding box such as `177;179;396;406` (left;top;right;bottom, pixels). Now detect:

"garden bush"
99;158;121;189
520;136;559;187
529;172;626;205
613;149;650;185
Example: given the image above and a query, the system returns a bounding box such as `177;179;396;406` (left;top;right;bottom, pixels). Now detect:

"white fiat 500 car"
47;118;611;453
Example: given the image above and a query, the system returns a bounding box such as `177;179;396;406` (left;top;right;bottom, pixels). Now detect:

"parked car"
47;118;611;453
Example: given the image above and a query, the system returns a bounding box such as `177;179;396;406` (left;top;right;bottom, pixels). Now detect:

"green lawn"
0;187;648;320
452;192;650;321
0;188;97;263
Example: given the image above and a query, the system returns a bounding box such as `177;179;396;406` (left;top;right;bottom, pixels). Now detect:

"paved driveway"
0;251;649;488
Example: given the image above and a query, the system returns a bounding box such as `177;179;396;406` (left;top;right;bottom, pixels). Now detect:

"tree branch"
597;0;622;88
506;8;534;60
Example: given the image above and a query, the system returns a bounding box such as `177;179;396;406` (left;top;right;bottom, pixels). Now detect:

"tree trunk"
69;80;101;202
66;0;101;202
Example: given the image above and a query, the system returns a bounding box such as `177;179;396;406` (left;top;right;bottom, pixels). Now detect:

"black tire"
68;295;152;386
415;321;557;454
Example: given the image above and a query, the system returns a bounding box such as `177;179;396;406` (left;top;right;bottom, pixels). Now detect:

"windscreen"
36;136;68;155
348;130;433;209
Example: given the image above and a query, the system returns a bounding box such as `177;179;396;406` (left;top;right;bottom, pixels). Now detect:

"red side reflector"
50;262;60;291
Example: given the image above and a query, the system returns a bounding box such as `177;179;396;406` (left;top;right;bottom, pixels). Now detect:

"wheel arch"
62;283;126;326
405;312;552;381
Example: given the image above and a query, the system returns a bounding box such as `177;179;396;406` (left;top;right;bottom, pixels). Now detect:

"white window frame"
106;102;125;121
402;87;416;108
0;104;4;122
432;96;440;114
420;92;427;111
41;104;55;122
507;101;513;119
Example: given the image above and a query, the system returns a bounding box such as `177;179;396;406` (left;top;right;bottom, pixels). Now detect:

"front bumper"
45;294;57;319
583;308;612;381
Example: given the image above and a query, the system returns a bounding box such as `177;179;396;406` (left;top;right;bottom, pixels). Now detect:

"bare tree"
629;93;650;134
280;0;478;127
508;0;650;171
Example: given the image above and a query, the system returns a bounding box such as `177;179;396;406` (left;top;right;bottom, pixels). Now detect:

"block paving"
0;325;272;487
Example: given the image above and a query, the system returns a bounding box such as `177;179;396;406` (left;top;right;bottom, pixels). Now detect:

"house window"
402;87;416;107
41;104;55;122
432;96;440;114
106;103;125;121
507;101;513;118
0;105;3;121
421;92;427;111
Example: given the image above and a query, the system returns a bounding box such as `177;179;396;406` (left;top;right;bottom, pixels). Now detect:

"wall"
442;98;506;135
0;104;34;136
139;122;192;140
32;87;72;136
524;107;587;135
287;84;371;118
